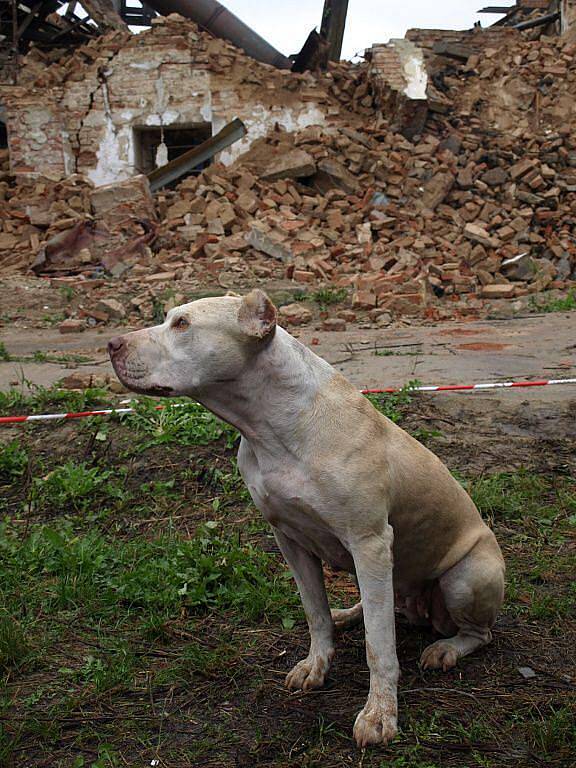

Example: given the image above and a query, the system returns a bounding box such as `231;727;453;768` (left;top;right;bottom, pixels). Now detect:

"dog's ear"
238;289;277;339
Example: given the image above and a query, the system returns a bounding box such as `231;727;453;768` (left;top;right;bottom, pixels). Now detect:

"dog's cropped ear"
238;289;277;339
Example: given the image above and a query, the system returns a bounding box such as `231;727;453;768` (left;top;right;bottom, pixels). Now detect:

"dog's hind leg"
331;601;363;630
420;534;505;672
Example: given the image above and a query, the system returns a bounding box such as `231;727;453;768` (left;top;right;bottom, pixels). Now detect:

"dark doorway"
133;123;212;175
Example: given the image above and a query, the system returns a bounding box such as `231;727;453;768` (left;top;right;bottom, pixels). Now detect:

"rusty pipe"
145;0;292;69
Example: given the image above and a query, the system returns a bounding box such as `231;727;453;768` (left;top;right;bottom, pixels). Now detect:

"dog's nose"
108;336;125;358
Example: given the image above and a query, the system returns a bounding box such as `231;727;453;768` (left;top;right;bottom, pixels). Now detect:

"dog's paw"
420;640;459;671
353;695;398;748
331;603;363;631
285;651;334;691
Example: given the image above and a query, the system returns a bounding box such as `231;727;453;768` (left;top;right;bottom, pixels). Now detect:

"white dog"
109;290;505;748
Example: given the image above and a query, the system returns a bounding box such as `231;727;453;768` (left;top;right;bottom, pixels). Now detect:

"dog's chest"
237;439;353;571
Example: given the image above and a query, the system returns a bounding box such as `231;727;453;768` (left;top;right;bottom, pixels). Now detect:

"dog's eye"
171;316;190;331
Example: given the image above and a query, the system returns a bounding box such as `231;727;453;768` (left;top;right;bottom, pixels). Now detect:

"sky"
221;1;506;59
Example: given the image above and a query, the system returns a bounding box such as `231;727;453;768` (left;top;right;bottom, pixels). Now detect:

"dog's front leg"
352;525;399;748
274;529;335;691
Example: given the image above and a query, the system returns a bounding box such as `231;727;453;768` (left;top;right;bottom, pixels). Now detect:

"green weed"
59;286;75;303
527;705;576;758
0;384;110;416
75;646;136;694
154;640;236;685
366;381;418;424
374;348;421;357
31;351;91;364
468;471;569;524
0;611;29;671
531;288;576;313
0;342;10;362
311;287;348;310
31;461;122;515
0;441;28;483
0;521;297;623
128;398;238;450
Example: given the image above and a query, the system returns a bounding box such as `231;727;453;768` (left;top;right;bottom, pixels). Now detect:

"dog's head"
108;290;277;397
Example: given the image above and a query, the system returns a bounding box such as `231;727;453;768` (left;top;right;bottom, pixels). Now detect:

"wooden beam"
320;0;348;62
16;0;58;40
477;6;514;13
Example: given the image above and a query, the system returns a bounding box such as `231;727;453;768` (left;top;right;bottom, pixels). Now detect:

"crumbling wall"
1;15;330;186
367;39;428;138
1;89;74;177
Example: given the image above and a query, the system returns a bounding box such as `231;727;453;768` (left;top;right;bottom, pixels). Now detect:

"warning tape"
0;378;575;426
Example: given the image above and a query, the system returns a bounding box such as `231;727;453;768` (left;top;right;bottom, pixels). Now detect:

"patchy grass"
366;382;418;424
0;441;28;483
127;397;238;451
531;288;576;313
0;385;574;766
311;287;349;310
292;286;349;311
0;383;111;415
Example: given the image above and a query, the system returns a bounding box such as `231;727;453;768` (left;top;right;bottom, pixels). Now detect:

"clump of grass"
374;348;421;357
531;288;576;313
59;285;75;303
0;441;28;483
526;705;576;758
365;381;418;424
128;398;238;451
311;287;348;310
468;471;553;523
31;461;123;515
0;611;30;671
0;384;110;416
0;342;10;361
291;287;348;310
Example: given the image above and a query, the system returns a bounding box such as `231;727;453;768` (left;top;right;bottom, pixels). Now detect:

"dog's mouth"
111;358;174;398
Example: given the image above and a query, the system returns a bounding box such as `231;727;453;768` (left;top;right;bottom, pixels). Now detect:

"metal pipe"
514;11;560;31
144;0;292;69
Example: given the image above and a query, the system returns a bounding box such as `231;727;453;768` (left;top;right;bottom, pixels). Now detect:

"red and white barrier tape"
0;377;575;426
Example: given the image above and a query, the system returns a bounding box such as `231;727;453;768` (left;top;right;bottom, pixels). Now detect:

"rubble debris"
278;303;313;326
0;12;574;333
260;150;316;182
59;318;86;334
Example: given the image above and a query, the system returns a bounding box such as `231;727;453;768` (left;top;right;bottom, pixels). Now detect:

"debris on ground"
0;10;575;330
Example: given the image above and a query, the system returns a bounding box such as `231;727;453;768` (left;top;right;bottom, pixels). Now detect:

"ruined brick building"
1;0;575;189
0;17;331;185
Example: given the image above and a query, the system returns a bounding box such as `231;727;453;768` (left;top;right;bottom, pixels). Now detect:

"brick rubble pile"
0;15;575;330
